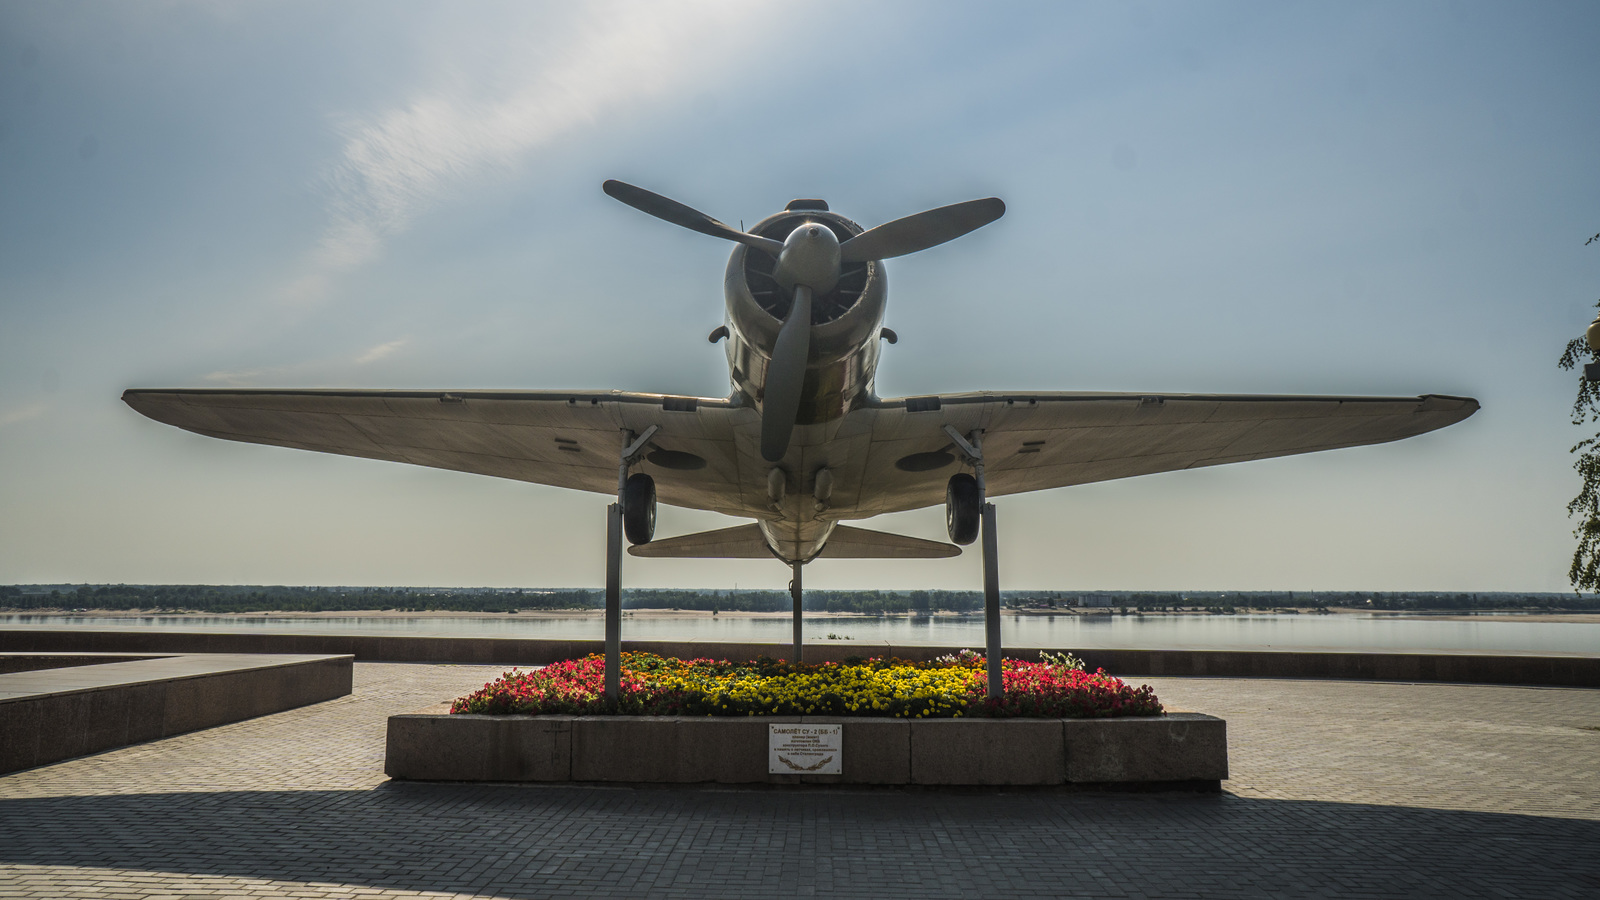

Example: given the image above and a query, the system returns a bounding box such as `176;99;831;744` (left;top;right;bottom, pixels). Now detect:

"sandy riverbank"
6;607;957;620
12;607;1599;623
1375;612;1600;623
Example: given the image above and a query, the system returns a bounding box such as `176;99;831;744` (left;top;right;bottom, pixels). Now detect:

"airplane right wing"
837;392;1479;517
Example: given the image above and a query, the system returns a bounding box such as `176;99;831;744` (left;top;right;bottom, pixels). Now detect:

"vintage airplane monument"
124;181;1479;697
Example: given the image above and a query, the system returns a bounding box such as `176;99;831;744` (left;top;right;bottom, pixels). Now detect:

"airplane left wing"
835;391;1479;517
121;389;754;516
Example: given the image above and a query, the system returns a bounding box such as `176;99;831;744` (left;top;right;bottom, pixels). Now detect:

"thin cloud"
355;339;409;365
202;366;288;386
0;402;47;429
296;0;774;300
202;338;410;385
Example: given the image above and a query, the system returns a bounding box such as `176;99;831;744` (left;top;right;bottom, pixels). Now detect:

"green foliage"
451;651;1164;719
0;584;596;613
1558;232;1600;589
2;584;1595;613
1038;649;1085;671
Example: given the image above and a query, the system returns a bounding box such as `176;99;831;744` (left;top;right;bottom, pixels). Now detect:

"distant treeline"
3;585;1598;614
0;585;591;614
1055;591;1600;612
0;585;984;614
1167;591;1600;612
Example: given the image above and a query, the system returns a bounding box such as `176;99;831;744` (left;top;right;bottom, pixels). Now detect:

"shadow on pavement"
1;783;1596;898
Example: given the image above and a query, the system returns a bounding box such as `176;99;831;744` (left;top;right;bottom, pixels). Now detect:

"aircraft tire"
623;473;656;545
946;473;980;545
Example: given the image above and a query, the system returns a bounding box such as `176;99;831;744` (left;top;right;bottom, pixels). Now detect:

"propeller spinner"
602;180;1005;461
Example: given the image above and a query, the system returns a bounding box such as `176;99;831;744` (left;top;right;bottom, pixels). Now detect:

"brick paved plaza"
1;663;1596;898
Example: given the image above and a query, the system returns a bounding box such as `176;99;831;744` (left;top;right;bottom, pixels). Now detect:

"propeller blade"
839;197;1005;263
760;285;813;462
603;180;783;256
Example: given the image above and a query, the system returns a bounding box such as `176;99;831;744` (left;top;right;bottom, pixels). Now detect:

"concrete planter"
386;712;1227;789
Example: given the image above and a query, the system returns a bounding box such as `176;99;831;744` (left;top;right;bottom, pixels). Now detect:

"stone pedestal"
386;711;1227;789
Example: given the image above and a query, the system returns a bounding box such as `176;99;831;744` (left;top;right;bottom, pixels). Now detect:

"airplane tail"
822;525;962;559
627;524;771;559
627;524;960;559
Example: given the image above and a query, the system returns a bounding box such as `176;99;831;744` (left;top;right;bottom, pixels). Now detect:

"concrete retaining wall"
4;630;1597;687
0;653;353;774
0;652;169;674
385;712;1227;788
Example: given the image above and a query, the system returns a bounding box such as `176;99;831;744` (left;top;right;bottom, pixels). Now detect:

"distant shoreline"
6;607;1600;624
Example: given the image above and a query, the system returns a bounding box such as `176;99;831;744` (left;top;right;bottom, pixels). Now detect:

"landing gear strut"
944;426;1002;697
605;426;658;700
790;561;803;665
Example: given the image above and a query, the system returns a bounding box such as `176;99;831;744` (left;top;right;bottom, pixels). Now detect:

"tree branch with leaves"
1557;234;1600;590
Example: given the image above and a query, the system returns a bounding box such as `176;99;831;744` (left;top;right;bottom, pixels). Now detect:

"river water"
2;612;1596;656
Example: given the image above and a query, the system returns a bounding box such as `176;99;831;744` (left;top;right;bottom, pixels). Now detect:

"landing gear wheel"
623;473;656;545
946;473;980;545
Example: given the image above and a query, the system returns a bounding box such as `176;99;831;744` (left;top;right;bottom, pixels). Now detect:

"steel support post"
790;561;803;664
604;424;657;701
981;501;1002;696
604;501;622;699
944;424;1002;697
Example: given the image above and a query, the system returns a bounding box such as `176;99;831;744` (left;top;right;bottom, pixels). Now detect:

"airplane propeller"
602;180;1005;461
602;180;784;257
761;284;813;461
839;198;1006;263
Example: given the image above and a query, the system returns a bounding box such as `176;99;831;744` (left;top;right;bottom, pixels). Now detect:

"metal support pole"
604;501;622;700
981;501;1002;697
603;424;655;702
790;561;803;664
945;424;1002;697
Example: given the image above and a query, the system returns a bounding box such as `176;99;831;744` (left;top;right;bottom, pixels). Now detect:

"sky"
1;0;1597;593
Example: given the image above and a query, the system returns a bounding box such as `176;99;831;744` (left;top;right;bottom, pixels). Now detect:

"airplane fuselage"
720;203;892;561
723;204;887;427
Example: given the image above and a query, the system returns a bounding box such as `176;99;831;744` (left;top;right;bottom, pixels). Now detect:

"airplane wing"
837;391;1479;517
121;389;756;517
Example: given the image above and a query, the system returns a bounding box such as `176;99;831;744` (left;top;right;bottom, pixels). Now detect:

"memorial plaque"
768;724;842;775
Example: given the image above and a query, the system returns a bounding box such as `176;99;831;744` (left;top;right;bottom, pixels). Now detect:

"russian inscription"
768;724;842;775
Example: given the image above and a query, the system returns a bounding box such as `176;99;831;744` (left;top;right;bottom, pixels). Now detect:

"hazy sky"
2;1;1597;592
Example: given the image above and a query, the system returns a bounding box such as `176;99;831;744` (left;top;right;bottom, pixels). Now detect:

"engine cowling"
722;204;888;425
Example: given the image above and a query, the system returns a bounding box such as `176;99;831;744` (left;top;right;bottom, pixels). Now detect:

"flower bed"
450;651;1163;719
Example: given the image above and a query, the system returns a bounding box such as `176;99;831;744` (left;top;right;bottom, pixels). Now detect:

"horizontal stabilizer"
820;525;961;559
628;524;772;559
627;523;960;559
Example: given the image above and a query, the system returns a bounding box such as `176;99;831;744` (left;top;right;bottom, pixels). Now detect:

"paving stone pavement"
1;663;1597;899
